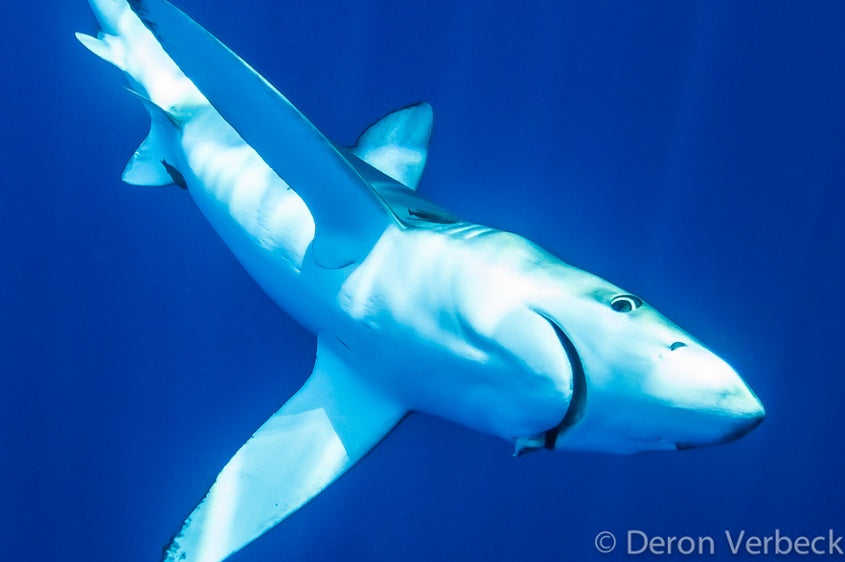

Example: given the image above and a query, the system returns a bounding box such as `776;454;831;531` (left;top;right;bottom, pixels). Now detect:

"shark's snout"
697;381;765;448
652;344;765;449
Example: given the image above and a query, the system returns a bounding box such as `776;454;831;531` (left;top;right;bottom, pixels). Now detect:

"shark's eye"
610;294;643;313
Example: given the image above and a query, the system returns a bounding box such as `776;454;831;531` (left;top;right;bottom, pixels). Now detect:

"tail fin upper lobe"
78;0;208;187
78;0;206;117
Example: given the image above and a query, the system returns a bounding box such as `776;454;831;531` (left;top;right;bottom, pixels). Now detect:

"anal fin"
122;89;183;187
162;336;406;562
122;138;175;187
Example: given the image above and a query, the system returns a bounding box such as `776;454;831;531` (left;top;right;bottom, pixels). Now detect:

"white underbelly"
338;227;571;440
177;109;330;331
174;114;567;440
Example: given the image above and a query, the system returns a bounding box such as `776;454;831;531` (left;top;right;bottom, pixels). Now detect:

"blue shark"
77;1;765;560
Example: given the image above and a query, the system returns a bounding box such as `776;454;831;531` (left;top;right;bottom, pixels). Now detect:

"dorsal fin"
129;0;396;269
350;103;433;191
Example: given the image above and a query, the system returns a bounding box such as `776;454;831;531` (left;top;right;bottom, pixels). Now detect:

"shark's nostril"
669;341;687;351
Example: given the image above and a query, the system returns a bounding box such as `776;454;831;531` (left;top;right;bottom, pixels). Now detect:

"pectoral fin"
129;0;397;268
162;336;406;562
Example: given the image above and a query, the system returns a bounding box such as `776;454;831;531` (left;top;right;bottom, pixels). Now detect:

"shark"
76;1;766;560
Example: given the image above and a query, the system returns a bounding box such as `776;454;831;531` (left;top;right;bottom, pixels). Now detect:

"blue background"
2;1;844;560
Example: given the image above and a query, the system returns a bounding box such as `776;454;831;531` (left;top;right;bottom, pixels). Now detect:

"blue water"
2;1;844;560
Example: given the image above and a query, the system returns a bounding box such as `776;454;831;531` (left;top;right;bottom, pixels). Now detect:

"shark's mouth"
540;317;588;450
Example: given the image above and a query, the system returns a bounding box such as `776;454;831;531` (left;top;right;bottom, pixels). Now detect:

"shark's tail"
76;0;206;186
77;0;205;111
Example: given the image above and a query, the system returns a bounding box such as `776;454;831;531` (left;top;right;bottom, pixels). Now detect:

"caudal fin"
78;0;206;187
75;31;126;70
77;0;206;116
85;0;129;35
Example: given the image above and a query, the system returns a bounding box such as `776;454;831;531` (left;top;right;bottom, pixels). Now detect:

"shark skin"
77;1;766;560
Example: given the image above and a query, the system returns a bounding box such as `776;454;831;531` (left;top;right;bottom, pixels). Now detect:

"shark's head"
529;257;765;454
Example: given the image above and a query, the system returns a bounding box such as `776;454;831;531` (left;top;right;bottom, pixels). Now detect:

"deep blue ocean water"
2;1;844;560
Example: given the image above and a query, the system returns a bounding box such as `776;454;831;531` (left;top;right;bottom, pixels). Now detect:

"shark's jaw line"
540;315;588;450
76;1;766;559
